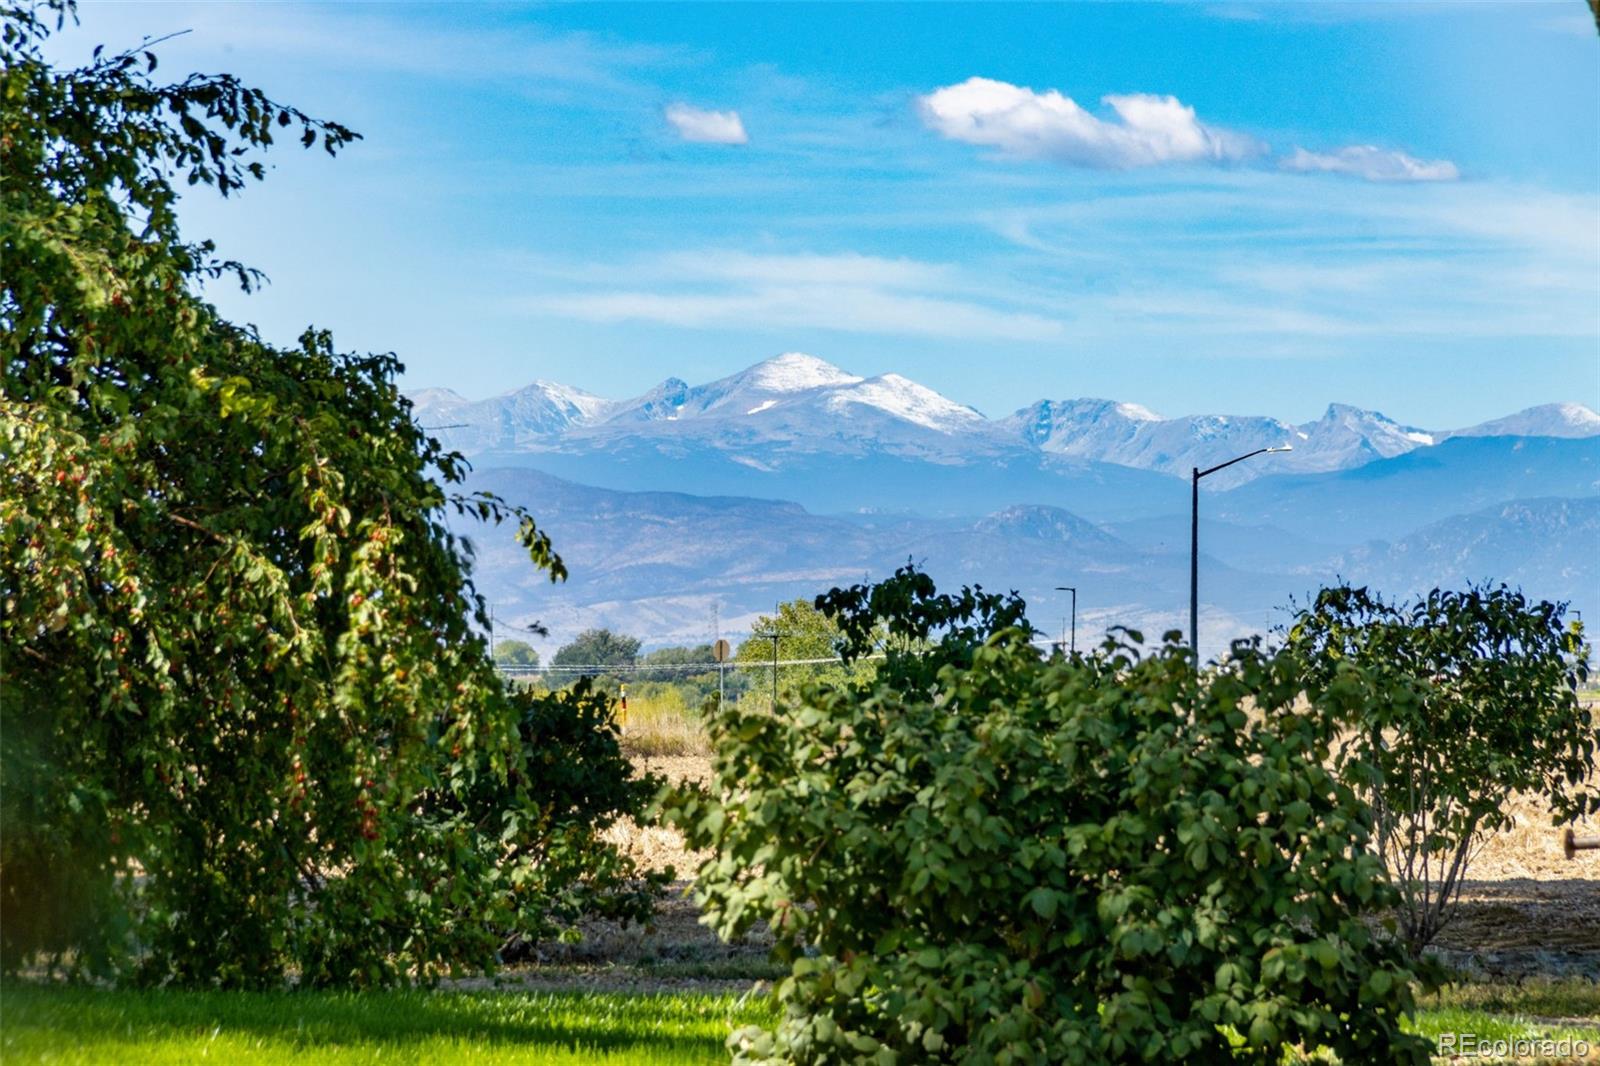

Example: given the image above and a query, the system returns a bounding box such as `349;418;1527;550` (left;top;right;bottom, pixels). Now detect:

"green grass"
1425;977;1600;1021
0;984;779;1065
5;979;1598;1064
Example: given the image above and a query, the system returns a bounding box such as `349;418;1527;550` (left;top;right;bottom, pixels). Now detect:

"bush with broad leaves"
664;567;1429;1065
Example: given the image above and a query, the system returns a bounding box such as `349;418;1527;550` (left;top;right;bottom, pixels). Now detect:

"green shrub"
435;680;671;963
1284;583;1595;957
666;568;1428;1064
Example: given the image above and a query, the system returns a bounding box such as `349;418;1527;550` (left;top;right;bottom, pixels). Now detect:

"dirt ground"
1434;786;1600;977
588;755;1600;983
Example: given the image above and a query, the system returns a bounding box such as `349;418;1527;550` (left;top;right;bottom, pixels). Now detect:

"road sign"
712;638;732;662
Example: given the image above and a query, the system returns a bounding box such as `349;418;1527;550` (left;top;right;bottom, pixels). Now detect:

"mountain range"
413;352;1599;494
413;354;1600;657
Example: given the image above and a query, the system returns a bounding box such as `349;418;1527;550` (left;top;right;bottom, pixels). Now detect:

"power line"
503;652;885;675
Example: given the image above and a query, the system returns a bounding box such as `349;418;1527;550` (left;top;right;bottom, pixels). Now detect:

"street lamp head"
1266;445;1294;453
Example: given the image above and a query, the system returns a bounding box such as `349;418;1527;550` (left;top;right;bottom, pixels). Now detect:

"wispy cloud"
517;249;1062;341
664;103;749;145
916;77;1267;169
45;2;689;99
981;177;1598;345
1282;145;1459;183
1540;12;1598;37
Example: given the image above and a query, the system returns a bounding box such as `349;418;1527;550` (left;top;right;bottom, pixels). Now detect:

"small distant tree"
641;644;714;669
1285;583;1596;957
553;628;641;671
494;639;540;668
638;643;714;689
735;598;851;704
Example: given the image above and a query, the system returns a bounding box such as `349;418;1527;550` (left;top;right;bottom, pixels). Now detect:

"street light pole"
1190;470;1199;665
1189;446;1293;671
1054;586;1077;656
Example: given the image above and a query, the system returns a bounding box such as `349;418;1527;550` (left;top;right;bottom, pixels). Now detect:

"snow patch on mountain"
827;373;987;433
1116;402;1162;422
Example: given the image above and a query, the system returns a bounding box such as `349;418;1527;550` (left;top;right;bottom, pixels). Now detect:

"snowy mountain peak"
1304;403;1433;452
1317;402;1389;425
1451;403;1600;440
741;352;861;392
409;386;466;407
612;378;691;422
507;380;617;424
828;373;987;432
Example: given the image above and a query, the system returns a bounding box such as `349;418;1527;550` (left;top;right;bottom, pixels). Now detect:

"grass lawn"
3;979;1597;1063
0;983;778;1065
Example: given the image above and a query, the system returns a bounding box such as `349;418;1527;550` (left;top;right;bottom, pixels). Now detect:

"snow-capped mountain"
1446;403;1600;441
593;353;993;448
1002;399;1438;486
407;353;1599;491
419;353;1011;464
414;380;616;452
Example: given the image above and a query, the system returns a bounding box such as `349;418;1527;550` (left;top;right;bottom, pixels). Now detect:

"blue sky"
56;2;1600;427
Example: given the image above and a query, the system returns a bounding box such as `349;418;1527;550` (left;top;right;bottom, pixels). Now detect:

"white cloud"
916;76;1266;169
664;103;749;145
1281;145;1459;183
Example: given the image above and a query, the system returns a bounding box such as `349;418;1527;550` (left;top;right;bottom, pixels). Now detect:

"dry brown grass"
608;755;714;879
617;694;709;758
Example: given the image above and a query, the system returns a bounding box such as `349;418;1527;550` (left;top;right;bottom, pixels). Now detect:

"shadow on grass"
1434;877;1600;954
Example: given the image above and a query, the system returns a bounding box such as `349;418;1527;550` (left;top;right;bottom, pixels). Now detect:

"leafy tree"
1284;583;1595;957
1;1;650;985
494;639;540;668
666;567;1428;1064
734;597;852;705
641;643;713;671
552;628;641;671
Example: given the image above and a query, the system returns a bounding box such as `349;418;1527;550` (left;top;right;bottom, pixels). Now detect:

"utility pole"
767;632;781;708
712;603;723;708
